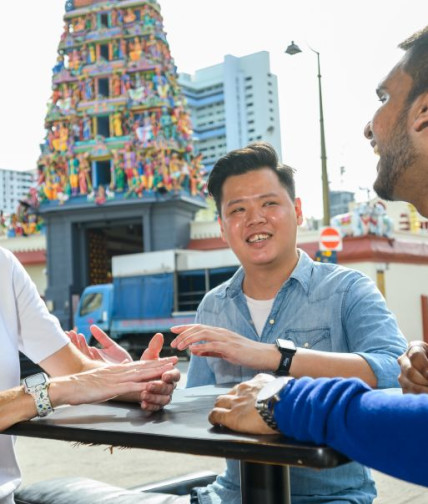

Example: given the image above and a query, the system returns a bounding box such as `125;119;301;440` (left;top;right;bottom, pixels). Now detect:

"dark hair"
399;26;428;105
207;142;296;215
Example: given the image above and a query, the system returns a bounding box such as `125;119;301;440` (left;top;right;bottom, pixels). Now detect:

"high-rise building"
330;190;355;218
179;51;282;171
0;169;34;215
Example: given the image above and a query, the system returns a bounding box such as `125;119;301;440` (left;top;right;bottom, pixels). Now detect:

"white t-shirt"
0;247;68;502
245;295;275;338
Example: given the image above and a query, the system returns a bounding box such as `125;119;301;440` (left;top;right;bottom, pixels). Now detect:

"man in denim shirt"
171;142;407;504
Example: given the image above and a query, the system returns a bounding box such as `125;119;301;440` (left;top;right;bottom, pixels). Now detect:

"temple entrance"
84;220;143;285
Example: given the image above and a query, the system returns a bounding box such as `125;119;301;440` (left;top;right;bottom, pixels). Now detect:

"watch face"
276;339;296;352
257;377;290;402
25;372;47;388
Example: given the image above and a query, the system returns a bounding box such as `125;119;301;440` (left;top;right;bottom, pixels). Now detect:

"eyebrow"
226;192;279;207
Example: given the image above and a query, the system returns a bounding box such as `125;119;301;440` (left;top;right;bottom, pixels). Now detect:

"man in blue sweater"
209;24;428;489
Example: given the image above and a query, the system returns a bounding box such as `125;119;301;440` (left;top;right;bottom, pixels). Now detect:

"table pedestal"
240;461;291;504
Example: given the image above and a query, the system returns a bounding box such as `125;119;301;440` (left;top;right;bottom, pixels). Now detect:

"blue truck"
74;249;239;357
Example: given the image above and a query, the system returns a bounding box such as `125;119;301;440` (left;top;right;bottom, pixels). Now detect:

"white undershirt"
245;295;275;338
0;247;68;501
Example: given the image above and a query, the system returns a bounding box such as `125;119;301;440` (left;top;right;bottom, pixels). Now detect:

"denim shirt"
187;250;407;504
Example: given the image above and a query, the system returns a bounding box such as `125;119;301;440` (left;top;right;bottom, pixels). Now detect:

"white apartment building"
179;51;282;171
0;168;34;215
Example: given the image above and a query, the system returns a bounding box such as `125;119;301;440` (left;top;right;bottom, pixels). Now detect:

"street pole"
285;42;331;225
313;49;330;226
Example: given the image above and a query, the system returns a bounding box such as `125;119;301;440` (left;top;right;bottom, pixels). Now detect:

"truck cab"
74;284;113;340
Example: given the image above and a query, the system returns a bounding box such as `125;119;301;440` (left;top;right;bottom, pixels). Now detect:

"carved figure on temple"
52;55;65;74
123;143;137;187
112;112;123;137
78;153;92;194
124;8;136;24
84;77;94;100
82;115;92;140
111;150;126;192
129;37;143;61
111;73;121;97
73;17;86;33
153;67;169;99
67;155;80;196
112;39;119;60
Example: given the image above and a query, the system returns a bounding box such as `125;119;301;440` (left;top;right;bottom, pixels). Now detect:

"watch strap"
23;373;53;418
256;403;279;431
31;384;54;417
275;340;296;376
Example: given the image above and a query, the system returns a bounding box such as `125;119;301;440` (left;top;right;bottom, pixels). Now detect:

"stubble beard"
373;109;417;201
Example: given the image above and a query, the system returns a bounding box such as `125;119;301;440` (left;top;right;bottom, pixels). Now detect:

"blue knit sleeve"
274;377;428;487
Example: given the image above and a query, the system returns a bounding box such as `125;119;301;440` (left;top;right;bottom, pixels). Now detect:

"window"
99;44;109;60
79;293;103;316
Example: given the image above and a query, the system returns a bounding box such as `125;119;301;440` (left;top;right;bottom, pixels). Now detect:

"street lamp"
285;41;331;225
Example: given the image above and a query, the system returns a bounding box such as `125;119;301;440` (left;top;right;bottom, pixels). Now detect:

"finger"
170;325;200;347
174;328;215;351
145;380;174;395
161;368;180;384
142;332;164;360
141;400;168;412
90;325;115;348
213;394;234;409
208;407;230;426
141;389;173;407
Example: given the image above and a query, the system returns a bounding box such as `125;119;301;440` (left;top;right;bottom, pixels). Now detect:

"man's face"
218;168;302;271
364;65;417;201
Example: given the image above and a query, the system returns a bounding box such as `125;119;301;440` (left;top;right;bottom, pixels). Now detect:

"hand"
208;374;278;434
170;324;279;371
67;325;132;364
398;341;428;393
141;332;180;411
50;358;178;407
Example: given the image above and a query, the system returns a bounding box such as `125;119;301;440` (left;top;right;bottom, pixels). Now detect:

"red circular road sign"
319;227;342;251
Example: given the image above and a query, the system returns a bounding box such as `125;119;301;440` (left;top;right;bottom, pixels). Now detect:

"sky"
0;0;426;218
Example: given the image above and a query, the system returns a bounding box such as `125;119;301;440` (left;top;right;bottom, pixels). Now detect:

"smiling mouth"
247;233;272;243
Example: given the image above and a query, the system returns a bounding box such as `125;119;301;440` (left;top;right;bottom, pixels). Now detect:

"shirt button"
269;319;275;325
304;342;310;348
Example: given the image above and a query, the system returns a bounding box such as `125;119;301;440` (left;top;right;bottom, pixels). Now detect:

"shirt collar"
217;248;313;299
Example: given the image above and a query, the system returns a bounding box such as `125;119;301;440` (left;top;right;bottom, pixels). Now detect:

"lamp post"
285;41;331;225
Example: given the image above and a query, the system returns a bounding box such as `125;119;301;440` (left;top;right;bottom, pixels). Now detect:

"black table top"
6;384;347;469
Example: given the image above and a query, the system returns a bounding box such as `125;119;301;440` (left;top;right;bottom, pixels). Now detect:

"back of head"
208;142;295;214
399;25;428;105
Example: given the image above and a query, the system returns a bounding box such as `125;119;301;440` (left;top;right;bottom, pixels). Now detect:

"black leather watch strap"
275;339;297;376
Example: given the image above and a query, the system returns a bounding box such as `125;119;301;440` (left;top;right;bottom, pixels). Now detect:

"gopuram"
30;0;206;327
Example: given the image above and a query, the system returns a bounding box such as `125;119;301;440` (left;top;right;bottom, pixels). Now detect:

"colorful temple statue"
34;0;204;207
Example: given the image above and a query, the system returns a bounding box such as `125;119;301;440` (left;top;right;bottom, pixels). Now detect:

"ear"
410;92;428;133
294;198;303;225
218;216;227;243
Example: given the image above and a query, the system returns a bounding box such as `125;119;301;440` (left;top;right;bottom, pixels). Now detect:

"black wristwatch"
256;376;294;430
275;338;297;376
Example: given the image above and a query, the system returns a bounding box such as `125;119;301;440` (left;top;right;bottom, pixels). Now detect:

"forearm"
289;349;378;387
275;377;428;487
0;387;38;431
254;345;377;387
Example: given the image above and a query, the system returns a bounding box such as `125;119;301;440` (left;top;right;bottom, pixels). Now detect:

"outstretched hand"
67;325;132;364
170;324;279;371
